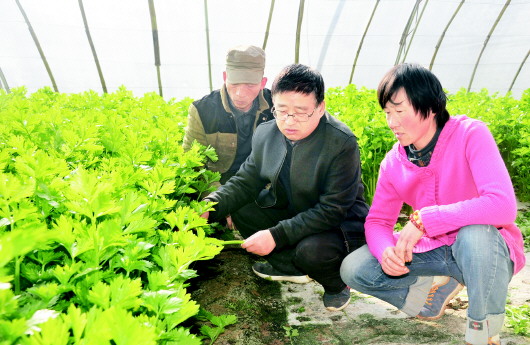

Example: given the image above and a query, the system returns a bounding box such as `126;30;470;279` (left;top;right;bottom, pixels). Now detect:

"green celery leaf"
27;250;64;268
20;262;42;284
199;325;222;342
81;307;112;344
146;271;170;291
161;295;199;330
0;319;28;343
202;146;218;162
104;307;157;345
0;229;50;268
52;261;83;286
176;269;198;280
0;288;18;316
27;283;61;306
210;314;237;328
141;289;180;316
0;172;35;203
24;316;69;345
87;281;111;309
162;327;202;345
62;304;87;344
164;206;208;232
142;286;199;327
111;256;153;276
123;217;158;235
108;276;142;310
196;308;214;322
25;309;60;336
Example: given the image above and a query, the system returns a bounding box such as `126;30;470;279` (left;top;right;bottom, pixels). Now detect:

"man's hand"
381;246;409;276
394;221;424;263
200;211;209;219
226;215;235;230
242;230;276;256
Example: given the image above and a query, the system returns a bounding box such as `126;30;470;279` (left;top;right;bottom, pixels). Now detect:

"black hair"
377;63;450;127
271;64;325;105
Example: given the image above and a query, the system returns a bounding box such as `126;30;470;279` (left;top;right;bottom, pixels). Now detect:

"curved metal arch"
468;0;511;92
401;0;429;63
78;0;107;94
148;0;163;97
349;0;380;84
509;49;529;94
394;0;422;66
15;0;58;92
295;0;306;64
263;0;276;50
429;0;465;70
204;0;212;92
0;66;9;93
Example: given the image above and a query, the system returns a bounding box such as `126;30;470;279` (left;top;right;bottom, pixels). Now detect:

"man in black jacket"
202;64;368;311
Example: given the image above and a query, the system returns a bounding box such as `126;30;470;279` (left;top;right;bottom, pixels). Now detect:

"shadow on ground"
188;247;530;345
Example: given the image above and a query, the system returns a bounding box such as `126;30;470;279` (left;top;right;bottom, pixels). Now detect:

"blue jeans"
340;225;514;344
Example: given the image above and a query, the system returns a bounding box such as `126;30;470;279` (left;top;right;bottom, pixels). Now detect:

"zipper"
271;139;288;201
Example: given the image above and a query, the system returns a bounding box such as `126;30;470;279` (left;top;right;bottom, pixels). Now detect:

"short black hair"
378;63;450;127
271;64;325;105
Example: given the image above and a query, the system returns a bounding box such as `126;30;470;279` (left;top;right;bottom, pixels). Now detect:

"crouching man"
201;64;368;311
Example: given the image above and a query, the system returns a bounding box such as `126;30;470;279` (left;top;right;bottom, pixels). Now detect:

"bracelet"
409;210;426;233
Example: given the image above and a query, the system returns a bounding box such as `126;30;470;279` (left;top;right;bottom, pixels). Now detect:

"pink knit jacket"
365;115;526;274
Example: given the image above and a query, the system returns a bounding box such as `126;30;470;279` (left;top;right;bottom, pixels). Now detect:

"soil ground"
189;247;530;345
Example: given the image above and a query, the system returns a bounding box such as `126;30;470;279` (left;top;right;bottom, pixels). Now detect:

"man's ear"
223;71;227;83
318;100;326;114
260;77;267;90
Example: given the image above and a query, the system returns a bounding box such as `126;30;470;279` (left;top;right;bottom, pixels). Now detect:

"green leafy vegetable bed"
0;87;230;344
0;85;528;344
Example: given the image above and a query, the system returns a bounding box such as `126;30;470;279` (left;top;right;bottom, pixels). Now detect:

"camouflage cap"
225;45;265;84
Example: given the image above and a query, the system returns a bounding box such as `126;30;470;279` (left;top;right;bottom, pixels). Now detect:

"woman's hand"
394;221;424;263
381;220;424;276
381;246;410;276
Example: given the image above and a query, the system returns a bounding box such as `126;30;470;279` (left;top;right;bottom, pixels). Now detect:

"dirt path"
189;248;530;345
188;248;288;345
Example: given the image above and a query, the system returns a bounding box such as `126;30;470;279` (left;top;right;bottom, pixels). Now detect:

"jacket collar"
395;115;466;167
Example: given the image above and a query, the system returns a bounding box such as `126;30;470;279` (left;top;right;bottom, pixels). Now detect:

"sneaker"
464;334;500;345
323;287;351;311
487;334;501;345
251;262;312;284
417;276;464;320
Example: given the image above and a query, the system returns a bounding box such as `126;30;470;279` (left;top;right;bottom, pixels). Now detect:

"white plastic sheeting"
1;0;529;100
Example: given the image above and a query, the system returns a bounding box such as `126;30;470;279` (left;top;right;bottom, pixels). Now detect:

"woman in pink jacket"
340;63;525;345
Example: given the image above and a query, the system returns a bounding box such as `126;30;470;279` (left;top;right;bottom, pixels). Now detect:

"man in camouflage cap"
183;45;274;186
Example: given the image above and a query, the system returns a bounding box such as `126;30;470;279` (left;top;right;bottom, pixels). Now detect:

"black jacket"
207;112;368;250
